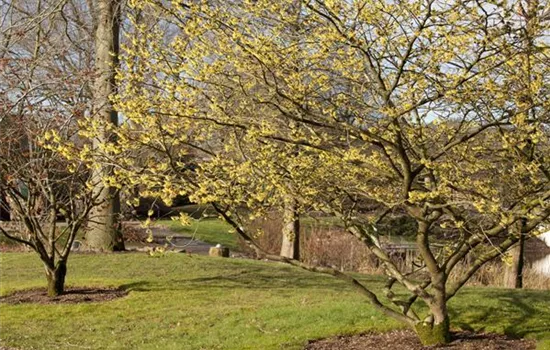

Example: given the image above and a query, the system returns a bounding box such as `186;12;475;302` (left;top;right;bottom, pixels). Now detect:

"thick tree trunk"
414;315;450;346
415;297;450;346
86;0;124;251
413;220;451;345
86;192;124;250
45;261;67;297
416;277;451;345
280;198;300;260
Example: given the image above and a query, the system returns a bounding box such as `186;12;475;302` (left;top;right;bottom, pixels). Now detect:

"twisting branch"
211;202;417;326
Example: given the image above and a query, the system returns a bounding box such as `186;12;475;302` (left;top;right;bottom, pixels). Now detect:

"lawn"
156;218;238;250
0;252;549;350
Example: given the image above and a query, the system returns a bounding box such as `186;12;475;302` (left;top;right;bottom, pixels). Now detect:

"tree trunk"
86;0;124;251
415;298;450;346
502;0;535;290
504;219;526;288
414;315;450;346
45;261;67;297
416;271;451;345
280;197;300;260
504;234;525;288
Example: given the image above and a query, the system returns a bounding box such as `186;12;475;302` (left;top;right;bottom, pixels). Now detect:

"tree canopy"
78;0;550;345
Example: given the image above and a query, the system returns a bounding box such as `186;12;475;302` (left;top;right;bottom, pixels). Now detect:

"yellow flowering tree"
100;0;550;345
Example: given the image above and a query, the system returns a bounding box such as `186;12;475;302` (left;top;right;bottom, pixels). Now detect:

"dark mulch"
305;329;536;350
0;287;127;305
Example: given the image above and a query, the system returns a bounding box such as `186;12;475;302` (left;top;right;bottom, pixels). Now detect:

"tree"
0;0;125;252
104;0;549;345
0;0;121;295
280;196;300;260
0;29;95;296
84;0;125;251
0;112;103;296
502;0;542;289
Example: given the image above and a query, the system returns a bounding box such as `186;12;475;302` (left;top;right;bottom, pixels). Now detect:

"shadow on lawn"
183;269;385;293
450;288;550;340
120;281;153;292
118;263;549;342
119;266;384;294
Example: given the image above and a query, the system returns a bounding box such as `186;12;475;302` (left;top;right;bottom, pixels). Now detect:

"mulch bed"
0;287;127;305
305;329;536;350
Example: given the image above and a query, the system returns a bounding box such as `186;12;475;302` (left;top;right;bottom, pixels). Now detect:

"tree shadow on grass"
117;266;385;295
449;288;550;341
177;269;386;294
119;281;153;292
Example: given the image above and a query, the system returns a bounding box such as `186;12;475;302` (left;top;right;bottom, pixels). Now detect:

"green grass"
171;204;219;219
157;218;238;250
159;214;348;250
0;253;549;350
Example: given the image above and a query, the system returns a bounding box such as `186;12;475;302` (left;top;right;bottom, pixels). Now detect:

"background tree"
0;0;96;295
84;0;125;251
502;0;545;289
0;111;102;296
102;0;549;345
0;0;126;293
1;0;127;252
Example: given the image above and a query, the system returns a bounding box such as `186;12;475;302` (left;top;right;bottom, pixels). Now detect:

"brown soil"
0;287;127;305
305;329;536;350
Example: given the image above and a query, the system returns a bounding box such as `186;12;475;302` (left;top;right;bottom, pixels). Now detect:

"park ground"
1;218;550;349
0;249;549;350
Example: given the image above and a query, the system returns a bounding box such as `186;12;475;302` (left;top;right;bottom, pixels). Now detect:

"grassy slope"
156;216;345;251
0;253;549;350
157;218;238;250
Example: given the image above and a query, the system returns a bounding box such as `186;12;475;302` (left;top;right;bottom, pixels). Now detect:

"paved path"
124;224;214;255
